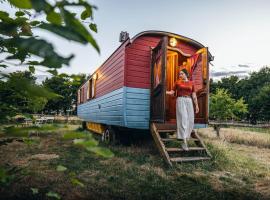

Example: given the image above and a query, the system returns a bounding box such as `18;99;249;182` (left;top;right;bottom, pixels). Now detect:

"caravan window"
87;77;96;100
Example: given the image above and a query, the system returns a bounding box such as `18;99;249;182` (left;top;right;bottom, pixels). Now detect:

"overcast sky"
1;0;270;81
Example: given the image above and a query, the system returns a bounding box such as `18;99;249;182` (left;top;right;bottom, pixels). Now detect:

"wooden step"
170;156;211;162
161;138;199;142
155;123;176;131
158;129;176;133
166;147;205;152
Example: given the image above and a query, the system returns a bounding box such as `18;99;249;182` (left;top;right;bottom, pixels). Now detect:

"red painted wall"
125;36;160;89
78;41;127;104
95;45;125;98
78;34;206;104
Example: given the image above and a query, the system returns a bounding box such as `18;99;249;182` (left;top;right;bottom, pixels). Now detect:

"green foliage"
70;177;85;187
210;88;248;120
9;0;32;9
46;191;61;199
3;124;59;137
23;137;40;146
56;165;67;172
42;73;86;114
62;130;114;158
0;0;100;120
251;84;270;121
62;131;89;140
46;11;62;25
0;71;59;122
0;167;15;186
30;187;39;195
210;67;270;122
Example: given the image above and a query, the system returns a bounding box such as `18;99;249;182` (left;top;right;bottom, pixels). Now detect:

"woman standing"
166;69;199;150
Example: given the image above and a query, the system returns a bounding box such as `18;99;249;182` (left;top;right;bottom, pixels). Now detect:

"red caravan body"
77;31;213;130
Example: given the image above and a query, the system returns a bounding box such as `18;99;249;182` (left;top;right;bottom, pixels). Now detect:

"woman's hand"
195;105;199;114
192;92;199;114
166;90;175;95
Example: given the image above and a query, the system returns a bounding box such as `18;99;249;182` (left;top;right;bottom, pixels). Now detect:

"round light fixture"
169;37;177;47
92;73;98;80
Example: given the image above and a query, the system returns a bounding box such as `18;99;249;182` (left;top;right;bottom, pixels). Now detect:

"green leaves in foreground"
46;191;61;200
38;23;90;44
30;187;39;195
63;131;114;158
9;0;32;9
1;37;73;68
56;165;67;172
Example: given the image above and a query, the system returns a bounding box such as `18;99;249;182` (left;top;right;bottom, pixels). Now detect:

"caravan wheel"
101;126;116;144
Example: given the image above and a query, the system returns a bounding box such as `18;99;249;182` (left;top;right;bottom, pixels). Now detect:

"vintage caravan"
78;31;213;165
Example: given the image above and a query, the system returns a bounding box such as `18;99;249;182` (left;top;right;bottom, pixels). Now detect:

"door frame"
150;36;168;123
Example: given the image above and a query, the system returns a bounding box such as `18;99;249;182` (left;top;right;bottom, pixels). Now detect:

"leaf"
30;20;40;26
47;69;58;76
38;23;87;44
1;37;73;68
73;138;86;144
70;178;84;187
63;132;89;140
29;65;35;73
80;7;92;20
46;11;62;25
89;23;97;33
30;187;39;195
46;191;61;200
56;165;67;172
0;11;10;20
15;11;25;17
0;64;8;68
27;61;40;65
9;0;32;9
61;9;100;53
30;0;52;12
88;147;114;158
6;51;28;63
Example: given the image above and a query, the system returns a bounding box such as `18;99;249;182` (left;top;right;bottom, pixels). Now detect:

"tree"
0;71;58;122
237;67;270;123
209;67;270;122
250;84;270;121
42;73;86;114
209;76;240;99
209;88;248;121
0;0;99;119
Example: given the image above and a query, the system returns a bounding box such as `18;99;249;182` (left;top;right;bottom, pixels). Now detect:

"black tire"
82;121;87;130
101;126;116;145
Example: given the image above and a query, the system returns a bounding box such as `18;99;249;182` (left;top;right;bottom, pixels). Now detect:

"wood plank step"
166;147;205;152
161;138;199;142
155;123;177;131
170;156;211;162
158;130;176;133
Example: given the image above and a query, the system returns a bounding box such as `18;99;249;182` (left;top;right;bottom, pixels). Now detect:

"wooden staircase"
150;123;212;166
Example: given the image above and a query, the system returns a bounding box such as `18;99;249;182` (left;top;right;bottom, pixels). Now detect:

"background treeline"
0;71;86;122
209;66;270;123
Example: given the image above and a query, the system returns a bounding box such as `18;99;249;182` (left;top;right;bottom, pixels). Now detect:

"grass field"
0;124;269;200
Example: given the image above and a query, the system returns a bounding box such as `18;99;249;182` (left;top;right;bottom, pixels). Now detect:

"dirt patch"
29;153;59;160
255;179;270;198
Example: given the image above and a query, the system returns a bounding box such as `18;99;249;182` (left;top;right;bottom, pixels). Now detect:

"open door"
150;37;168;123
191;47;209;124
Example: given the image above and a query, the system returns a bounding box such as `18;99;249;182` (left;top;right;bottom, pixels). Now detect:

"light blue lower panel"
78;86;208;130
77;87;124;126
124;87;150;129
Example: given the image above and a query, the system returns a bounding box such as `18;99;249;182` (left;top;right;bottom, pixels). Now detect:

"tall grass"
199;127;270;149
